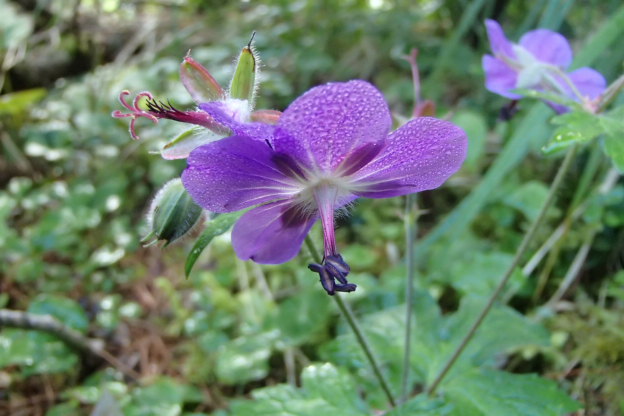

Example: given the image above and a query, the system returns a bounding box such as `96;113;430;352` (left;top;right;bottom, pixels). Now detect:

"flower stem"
426;145;577;396
401;194;418;402
304;236;397;408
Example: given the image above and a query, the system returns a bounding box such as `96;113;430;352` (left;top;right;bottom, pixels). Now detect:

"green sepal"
180;54;225;103
228;36;258;104
185;210;245;278
142;179;204;246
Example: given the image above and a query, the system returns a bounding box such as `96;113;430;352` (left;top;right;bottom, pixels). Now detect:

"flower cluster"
483;19;606;113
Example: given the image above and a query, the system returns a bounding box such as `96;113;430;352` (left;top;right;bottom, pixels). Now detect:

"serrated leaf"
229;363;369;416
185;211;244;277
445;369;580;416
542;111;604;154
320;291;550;402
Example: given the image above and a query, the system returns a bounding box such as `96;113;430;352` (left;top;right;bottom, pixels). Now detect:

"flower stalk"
305;236;397;408
401;193;418;402
427;145;578;396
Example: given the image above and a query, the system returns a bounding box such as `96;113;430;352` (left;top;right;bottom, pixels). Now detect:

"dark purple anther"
308;254;356;296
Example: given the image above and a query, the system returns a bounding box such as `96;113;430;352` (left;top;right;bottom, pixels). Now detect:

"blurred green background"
1;0;624;415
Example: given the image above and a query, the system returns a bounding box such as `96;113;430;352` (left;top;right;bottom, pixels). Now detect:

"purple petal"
519;29;572;68
485;19;515;58
199;101;275;140
182;136;297;212
567;67;606;100
351;117;467;198
272;80;392;172
232;200;316;264
482;55;522;99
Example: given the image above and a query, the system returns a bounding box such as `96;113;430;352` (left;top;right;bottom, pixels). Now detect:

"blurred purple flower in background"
482;19;606;112
182;80;467;294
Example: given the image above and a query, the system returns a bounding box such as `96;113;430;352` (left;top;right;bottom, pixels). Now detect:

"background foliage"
1;0;623;415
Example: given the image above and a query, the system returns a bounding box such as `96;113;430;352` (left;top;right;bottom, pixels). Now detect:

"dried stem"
427;145;577;396
304;236;397;408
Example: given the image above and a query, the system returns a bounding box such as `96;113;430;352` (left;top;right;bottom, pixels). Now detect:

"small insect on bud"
180;53;225;103
228;32;259;105
142;179;204;247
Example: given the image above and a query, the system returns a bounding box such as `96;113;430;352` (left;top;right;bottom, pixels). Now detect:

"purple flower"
483;19;606;112
182;80;467;295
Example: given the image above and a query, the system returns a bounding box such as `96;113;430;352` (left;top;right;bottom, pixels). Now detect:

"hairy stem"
305;236;397;407
427;145;577;396
401;194;418;402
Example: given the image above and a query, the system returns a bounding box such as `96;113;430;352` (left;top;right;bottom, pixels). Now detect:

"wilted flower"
482;19;606;112
182;80;467;295
112;39;281;159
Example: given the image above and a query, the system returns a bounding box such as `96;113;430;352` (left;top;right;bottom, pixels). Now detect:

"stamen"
308;254;356;296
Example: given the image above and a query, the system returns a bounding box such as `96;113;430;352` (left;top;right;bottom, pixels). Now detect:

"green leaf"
269;289;332;347
504;181;551;221
542;111;603;154
0;88;46;116
386;395;452;416
28;294;89;333
320;291;550;398
444;369;580;416
229;363;370;416
185;211;244;277
123;378;203;416
603;134;624;172
0;329;78;376
600;107;624;171
215;330;280;384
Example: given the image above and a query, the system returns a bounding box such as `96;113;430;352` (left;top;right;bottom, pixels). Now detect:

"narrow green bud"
142;179;204;246
228;33;259;105
180;53;225;103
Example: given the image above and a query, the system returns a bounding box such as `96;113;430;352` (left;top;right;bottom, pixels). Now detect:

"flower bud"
180;54;225;103
228;34;259;105
142;179;204;246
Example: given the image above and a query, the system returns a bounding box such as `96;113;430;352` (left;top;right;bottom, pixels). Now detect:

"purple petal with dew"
351;117;467;198
232;199;316;264
272;80;392;172
199;101;275;141
519;29;572;68
485;19;516;58
182;136;298;212
483;55;522;99
567;67;607;100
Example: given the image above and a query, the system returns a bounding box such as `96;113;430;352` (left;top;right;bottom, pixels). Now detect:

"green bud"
180;53;225;103
142;179;204;246
228;33;259;105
